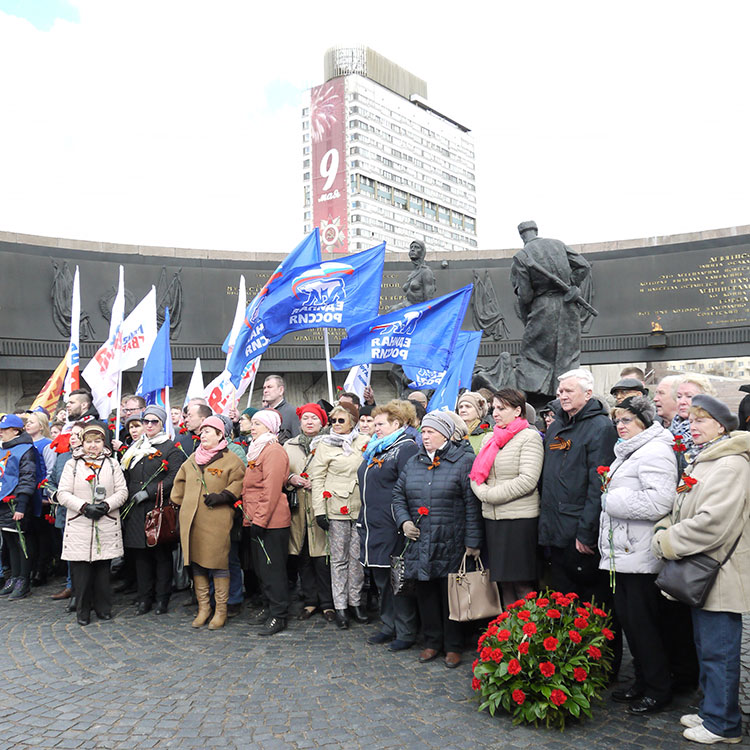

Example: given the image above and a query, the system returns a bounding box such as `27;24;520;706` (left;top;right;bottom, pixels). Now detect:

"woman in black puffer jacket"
392;411;483;669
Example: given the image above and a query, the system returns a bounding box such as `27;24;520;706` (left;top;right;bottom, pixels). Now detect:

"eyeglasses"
332;417;349;424
142;418;161;425
122;407;140;414
614;416;634;425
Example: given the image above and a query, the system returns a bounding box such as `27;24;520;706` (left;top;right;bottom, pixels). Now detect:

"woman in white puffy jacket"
598;396;677;715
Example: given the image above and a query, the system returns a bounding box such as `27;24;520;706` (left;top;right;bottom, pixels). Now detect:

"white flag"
343;364;371;403
83;287;157;418
62;266;81;401
184;358;205;407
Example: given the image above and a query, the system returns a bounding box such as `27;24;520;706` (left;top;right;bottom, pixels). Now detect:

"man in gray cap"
610;377;648;405
511;222;593;398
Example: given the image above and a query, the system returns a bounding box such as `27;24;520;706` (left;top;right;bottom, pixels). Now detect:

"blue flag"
427;330;483;411
331;284;473;372
136;308;173;404
227;229;321;386
259;242;386;342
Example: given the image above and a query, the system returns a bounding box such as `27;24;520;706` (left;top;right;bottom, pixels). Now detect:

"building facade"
302;46;477;255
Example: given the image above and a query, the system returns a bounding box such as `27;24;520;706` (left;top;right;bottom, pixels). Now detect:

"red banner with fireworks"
310;78;348;254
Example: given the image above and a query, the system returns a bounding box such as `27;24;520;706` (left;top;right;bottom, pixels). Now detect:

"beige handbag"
448;553;502;622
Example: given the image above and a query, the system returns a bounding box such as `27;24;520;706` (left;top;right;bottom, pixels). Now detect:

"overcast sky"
1;0;748;254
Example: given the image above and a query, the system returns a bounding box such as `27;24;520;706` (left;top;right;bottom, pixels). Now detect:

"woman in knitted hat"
652;395;750;743
171;415;246;631
240;409;291;636
120;405;186;616
392;410;483;668
456;391;491;454
594;395;678;715
309;403;369;629
285;403;334;622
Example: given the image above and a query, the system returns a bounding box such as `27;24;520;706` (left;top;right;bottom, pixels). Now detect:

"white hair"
678;372;717;397
658;374;682;400
558;368;594;393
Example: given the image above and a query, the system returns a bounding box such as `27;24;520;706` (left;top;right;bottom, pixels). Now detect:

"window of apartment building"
302;121;309;130
303;159;310;169
424;200;437;221
303;133;309;142
438;206;450;224
302;107;309;116
304;211;311;220
303;146;310;155
303;172;310;180
377;183;392;203
394;189;407;210
465;216;476;234
451;212;463;229
360;176;375;195
409;195;423;214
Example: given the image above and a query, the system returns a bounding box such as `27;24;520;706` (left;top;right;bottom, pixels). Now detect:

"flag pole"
323;328;334;404
246;355;261;408
114;370;123;437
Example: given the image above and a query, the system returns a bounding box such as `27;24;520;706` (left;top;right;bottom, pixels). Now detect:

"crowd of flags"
31;228;484;418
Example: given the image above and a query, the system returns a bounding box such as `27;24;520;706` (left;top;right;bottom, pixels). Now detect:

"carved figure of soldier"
391;240;436;310
511;221;593;397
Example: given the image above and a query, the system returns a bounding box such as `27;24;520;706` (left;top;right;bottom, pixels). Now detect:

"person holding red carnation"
597;395;678;714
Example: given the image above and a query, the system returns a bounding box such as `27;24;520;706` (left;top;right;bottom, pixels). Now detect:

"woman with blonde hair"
671;373;717;455
310;402;369;629
457;391;491;454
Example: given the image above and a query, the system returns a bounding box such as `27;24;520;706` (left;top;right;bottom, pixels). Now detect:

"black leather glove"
94;501;110;516
82;503;106;521
250;523;266;539
132;490;149;505
204;490;235;508
315;514;330;531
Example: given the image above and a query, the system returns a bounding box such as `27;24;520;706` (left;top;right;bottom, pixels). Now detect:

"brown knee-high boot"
191;575;212;628
208;576;229;630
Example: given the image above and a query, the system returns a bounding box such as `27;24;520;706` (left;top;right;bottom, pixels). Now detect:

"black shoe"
114;580;136;594
334;609;349;629
258;616;287;636
628;696;672;715
226;602;242;618
349;605;369;624
135;601;152;616
77;615;90;626
31;571;47;587
254;607;269;621
8;578;31;600
95;612;112;621
367;632;394;645
0;577;15;596
66;597;77;613
612;684;644;703
154;599;169;615
388;639;415;652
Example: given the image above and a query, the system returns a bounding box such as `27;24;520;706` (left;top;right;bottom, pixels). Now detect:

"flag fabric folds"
343;364;371;403
331;284;473;372
184;358;205;407
62;266;81;400
136;308;173;436
426;330;483;411
31;355;69;413
228;230;321;386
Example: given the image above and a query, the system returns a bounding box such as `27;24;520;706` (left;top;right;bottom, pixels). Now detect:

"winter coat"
597;423;677;575
310;435;369;521
174;429;200;457
653;431;750;613
171;449;245;569
285;437;327;557
357;432;419;567
539;398;617;549
391;440;483;581
241;441;290;529
273;399;300;444
470;428;544;521
466;423;492;455
57;455;128;562
121;439;186;549
0;432;41;529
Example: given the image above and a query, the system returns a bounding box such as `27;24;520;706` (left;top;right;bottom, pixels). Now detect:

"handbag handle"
718;532;742;568
458;552;486;577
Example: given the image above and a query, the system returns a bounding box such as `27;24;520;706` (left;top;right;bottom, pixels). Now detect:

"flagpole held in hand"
323;329;334;405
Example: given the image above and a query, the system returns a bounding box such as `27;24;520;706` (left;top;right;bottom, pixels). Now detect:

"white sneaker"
683;724;742;744
681;714;704;728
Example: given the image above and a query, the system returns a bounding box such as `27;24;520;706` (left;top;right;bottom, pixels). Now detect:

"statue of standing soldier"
511;221;596;398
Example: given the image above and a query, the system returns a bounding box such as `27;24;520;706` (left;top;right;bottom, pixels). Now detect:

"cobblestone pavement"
0;581;747;750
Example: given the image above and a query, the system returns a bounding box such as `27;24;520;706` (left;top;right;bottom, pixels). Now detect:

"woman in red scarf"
469;388;544;605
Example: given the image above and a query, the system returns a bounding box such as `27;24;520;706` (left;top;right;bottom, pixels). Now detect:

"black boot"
154;598;169;615
135;601;152;615
334;608;349;629
66;596;77;613
349;605;369;624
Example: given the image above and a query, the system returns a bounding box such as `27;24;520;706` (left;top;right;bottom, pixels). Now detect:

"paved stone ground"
0;581;747;750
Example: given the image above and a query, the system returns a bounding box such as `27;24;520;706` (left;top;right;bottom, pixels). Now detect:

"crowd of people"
1;368;749;744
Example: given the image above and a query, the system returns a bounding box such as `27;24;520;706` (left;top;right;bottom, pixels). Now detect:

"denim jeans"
691;607;743;738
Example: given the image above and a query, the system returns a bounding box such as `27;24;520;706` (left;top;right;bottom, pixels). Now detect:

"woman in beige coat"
57;422;128;626
171;416;245;630
469;388;543;604
310;403;369;629
652;395;750;744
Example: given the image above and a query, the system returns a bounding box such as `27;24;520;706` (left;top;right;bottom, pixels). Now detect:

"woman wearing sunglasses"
120;406;186;615
310;402;369;629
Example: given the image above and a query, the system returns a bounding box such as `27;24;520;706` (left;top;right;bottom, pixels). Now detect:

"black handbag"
284;487;299;512
655;534;742;608
390;540;416;596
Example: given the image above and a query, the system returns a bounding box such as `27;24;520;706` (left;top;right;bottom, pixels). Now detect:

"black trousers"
249;527;290;618
70;560;112;618
132;545;174;603
1;529;33;579
614;572;672;702
296;534;333;610
416;578;464;653
32;515;56;577
658;596;699;691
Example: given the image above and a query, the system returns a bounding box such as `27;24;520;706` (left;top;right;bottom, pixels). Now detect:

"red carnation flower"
546;608;561;619
543;636;559;651
684;475;698;487
574;617;589;629
593;607;608;617
480;646;492;661
233;500;242;509
490;648;503;663
573;667;588;682
535;597;549;607
588;645;602;660
322;491;332;499
86;474;96;482
550;689;567;706
601;627;615;640
557;596;572;607
471;658;478;670
417;506;429;516
300;472;309;479
568;630;582;644
477;634;487;648
517;641;530;655
517;609;531;621
566;592;579;600
512;689;526;705
539;661;556;677
583;601;592;609
161;460;169;471
472;677;481;691
507;658;521;675
522;622;537;636
486;625;498;636
525;591;538;600
576;607;589;617
596;465;610;475
496;612;509;622
340;505;349;515
497;629;510;641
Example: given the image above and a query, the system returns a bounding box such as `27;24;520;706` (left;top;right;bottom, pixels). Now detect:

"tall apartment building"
301;46;477;255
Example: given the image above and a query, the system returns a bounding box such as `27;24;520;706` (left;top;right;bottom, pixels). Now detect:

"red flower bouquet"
473;588;613;729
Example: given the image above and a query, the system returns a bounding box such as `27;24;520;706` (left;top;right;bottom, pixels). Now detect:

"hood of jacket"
557;397;609;430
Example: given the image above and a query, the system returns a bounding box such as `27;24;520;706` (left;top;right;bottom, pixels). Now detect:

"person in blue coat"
392;410;483;669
